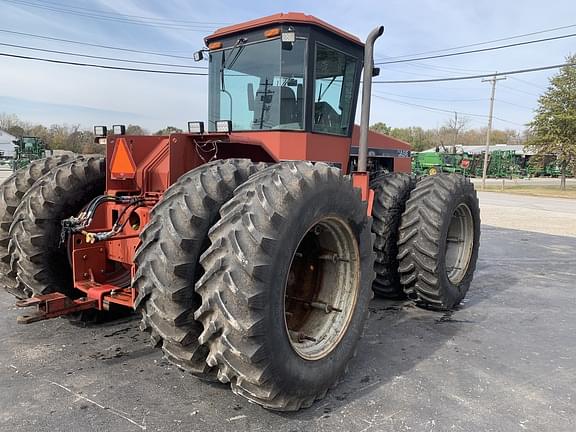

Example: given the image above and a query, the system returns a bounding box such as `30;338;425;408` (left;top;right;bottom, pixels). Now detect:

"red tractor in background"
0;13;480;411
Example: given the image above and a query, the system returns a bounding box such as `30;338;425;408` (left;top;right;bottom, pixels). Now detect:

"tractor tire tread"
133;159;266;378
370;172;415;298
195;161;375;411
0;155;77;297
9;156;105;298
397;173;480;310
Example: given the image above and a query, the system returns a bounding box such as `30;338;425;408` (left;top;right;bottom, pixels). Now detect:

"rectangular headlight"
215;120;232;133
188;121;205;134
193;50;204;62
94;126;107;137
281;31;296;43
113;125;126;135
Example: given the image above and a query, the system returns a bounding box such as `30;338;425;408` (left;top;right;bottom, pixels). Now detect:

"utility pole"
481;73;506;190
453;111;458;147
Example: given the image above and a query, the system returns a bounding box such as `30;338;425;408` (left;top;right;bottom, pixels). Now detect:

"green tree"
389;126;436;152
527;55;576;190
126;124;148;135
154;126;183;135
370;122;391;135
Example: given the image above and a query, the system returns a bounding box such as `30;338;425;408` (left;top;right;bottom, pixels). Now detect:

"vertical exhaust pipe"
358;26;384;172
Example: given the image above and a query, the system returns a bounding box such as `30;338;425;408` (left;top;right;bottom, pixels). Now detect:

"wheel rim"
445;203;475;284
283;217;360;361
429;167;438;175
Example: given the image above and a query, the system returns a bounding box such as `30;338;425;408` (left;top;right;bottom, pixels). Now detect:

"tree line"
370;121;524;152
0;114;183;154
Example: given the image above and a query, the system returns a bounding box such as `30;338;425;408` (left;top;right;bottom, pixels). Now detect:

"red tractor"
0;13;480;411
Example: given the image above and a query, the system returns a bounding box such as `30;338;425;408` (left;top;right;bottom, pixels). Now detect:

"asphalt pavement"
0;183;575;431
478;191;576;237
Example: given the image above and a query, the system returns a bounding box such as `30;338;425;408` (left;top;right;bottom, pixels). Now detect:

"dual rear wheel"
370;172;480;309
137;160;374;410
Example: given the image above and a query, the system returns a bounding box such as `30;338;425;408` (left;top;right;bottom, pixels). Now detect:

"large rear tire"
397;174;480;310
9;157;105;298
134;159;265;378
0;155;75;297
370;172;415;299
195;161;375;411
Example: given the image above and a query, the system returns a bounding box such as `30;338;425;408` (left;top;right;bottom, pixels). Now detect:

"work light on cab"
188;121;205;134
215;120;232;133
112;125;126;135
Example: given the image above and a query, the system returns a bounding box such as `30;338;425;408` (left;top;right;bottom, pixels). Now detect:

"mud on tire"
195;161;375;411
0;155;76;297
397;174;480;310
370;172;415;299
133;159;266;378
9;157;105;298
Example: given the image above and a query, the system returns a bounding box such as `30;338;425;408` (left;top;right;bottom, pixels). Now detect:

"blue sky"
0;0;575;133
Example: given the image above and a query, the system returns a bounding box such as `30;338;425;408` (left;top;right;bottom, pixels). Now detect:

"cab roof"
205;12;364;47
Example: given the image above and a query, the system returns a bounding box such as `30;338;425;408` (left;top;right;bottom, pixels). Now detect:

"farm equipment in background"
0;13;480;411
469;149;523;178
412;149;472;176
11;136;47;171
0;151;11;169
466;150;567;179
526;154;562;177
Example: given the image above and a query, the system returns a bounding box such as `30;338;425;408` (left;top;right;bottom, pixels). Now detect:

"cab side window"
312;43;357;136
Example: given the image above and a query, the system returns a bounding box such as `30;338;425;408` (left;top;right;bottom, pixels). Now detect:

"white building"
0;129;16;157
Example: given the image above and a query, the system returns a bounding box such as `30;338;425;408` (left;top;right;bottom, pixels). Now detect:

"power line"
1;0;219;31
499;84;542;98
509;76;547;90
0;42;207;69
372;94;524;126
374;90;485;103
23;0;230;25
0;52;208;75
2;47;573;90
497;99;535;110
386;60;493;74
376;67;446;79
0;28;198;60
375;33;576;65
374;62;576;84
376;23;576;61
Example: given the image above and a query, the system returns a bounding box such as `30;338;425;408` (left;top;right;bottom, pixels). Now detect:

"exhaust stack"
357;25;384;172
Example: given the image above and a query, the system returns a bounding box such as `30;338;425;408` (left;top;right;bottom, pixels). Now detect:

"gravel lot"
0;170;575;431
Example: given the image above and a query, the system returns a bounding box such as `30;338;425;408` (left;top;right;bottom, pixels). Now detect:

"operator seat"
252;85;298;129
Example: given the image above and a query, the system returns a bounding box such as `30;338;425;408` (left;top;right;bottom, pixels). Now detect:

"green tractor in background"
412;149;471;176
11;137;48;172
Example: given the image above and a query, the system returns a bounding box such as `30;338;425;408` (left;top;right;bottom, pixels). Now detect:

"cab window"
312;43;357;136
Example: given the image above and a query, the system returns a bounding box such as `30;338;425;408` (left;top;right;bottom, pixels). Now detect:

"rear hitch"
15;293;97;324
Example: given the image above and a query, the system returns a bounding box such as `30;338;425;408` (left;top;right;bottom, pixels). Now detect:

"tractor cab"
201;13;364;155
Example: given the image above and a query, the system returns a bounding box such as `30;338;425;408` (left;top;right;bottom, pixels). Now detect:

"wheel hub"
284;217;360;360
445;203;474;284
